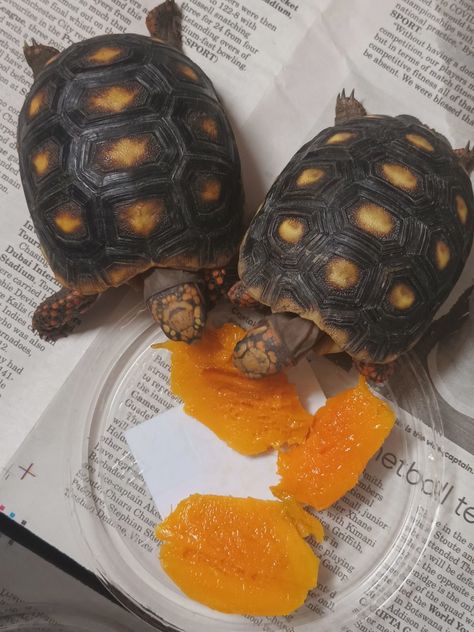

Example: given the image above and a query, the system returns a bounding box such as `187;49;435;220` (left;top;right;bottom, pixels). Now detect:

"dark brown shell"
239;115;474;363
18;33;243;294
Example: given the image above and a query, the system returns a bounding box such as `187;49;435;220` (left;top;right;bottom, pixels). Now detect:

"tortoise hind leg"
454;141;474;174
33;288;98;341
23;40;60;78
335;89;367;125
233;313;320;379
146;0;182;50
145;269;206;343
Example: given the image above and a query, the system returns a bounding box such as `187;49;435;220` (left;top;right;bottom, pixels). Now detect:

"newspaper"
0;0;473;629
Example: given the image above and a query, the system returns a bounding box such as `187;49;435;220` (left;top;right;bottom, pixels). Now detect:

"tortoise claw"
354;360;395;384
454;141;474;173
335;89;367;125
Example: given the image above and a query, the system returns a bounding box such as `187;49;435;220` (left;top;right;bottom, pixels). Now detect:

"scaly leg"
144;269;206;343
23;40;60;78
335;89;367;125
233;313;320;379
354;360;395;384
32;288;98;341
146;0;182;50
454;141;474;174
227;280;261;309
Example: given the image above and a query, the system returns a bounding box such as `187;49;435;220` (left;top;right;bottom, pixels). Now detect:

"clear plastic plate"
67;306;444;632
0;606;135;631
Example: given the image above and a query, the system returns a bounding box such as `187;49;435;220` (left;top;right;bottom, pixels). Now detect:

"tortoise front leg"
232;313;320;379
335;89;367;125
227;280;261;308
32;288;98;341
354;360;396;384
145;269;206;343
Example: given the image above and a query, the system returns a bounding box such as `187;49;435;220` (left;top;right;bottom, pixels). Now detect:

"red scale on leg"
32;288;98;341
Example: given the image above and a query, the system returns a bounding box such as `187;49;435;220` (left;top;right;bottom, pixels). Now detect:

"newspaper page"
0;0;331;468
0;0;473;630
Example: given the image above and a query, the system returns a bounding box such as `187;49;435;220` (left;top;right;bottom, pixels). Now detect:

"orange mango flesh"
155;324;313;455
272;377;396;510
155;494;324;616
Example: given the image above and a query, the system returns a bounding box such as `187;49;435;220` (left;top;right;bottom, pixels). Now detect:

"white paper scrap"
125;360;325;519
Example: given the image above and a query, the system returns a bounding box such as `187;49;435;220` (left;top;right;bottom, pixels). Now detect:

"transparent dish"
0;606;135;631
67;306;444;632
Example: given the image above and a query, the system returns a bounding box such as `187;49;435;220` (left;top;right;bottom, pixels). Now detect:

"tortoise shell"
18;33;243;295
239;115;474;363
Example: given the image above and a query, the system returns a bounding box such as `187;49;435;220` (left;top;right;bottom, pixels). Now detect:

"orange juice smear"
155;494;324;615
155;324;313;455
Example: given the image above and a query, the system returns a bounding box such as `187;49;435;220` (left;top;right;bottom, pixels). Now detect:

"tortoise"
229;91;474;381
18;0;243;344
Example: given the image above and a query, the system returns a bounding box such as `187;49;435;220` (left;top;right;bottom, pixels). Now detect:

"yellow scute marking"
381;163;419;191
326;132;357;145
88;47;124;64
326;258;360;289
54;210;84;235
32;144;58;177
296;168;325;187
278;218;305;244
118;199;163;236
32;152;50;176
178;64;199;81
200;178;221;203
389;283;415;310
354;203;395;237
200;117;219;140
435;240;450;271
456;195;468;225
405;133;434;152
97;136;154;170
88;85;140;113
28;89;47;118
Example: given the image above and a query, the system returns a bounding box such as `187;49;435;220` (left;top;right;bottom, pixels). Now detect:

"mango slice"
272;377;396;510
155;324;313;455
155;494;323;615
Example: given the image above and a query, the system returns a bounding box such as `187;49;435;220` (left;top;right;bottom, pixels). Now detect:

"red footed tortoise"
18;0;243;343
229;92;474;382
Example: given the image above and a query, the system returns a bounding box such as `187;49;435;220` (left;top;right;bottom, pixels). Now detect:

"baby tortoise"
230;91;474;382
18;0;243;343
